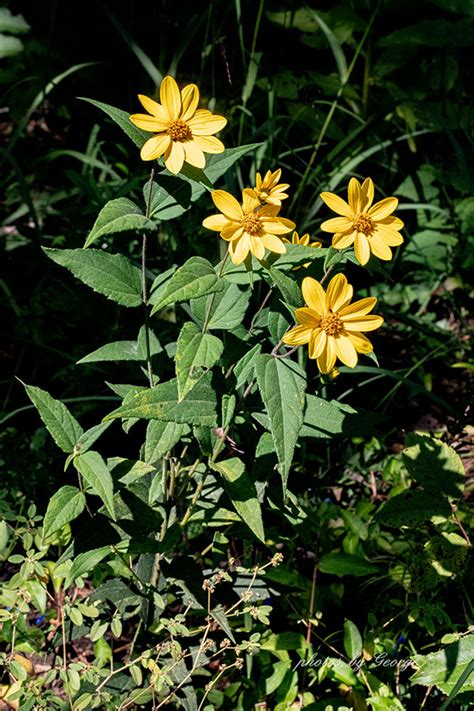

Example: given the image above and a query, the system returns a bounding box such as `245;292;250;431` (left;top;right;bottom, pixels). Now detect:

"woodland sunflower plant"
8;71;467;711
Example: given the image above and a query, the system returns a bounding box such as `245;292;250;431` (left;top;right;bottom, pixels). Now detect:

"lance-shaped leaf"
84;198;156;248
150;257;224;313
176;322;223;400
191;280;251;331
74;451;116;520
65;547;111;587
105;376;218;426
43;486;86;540
44;248;142;307
255;355;306;492
212;458;265;542
144;421;190;464
267;267;303;308
79;98;148;148
318;553;380;577
24;383;83;453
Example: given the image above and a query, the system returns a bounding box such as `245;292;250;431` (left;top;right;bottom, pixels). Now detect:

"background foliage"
1;0;473;709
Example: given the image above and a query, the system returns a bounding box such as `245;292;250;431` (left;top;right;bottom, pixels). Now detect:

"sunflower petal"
202;214;230;232
379;215;404;230
369;196;398;220
221;224;243;241
212;190;243;220
259;204;280;217
335;334;358;368
302;277;326;315
183;140;206;169
250;236;265;260
320;216;353;233
138;94;169;121
333;230;356;249
354;233;370;265
283;325;312;346
188;110;227;135
348;178;361;213
160;76;181;120
317;336;336;373
369;235;393;260
340;297;377;318
242;189;261;213
360;178;374;211
181;84;199;122
320;191;353;218
261;233;286;254
347;331;373;354
192;135;225;154
140;134;170;161
230;235;250;265
308;329;327;359
375;226;404;246
294;307;320;327
263;217;295;234
326;273;353;312
164;141;185;174
130;113;168;132
340;314;383;332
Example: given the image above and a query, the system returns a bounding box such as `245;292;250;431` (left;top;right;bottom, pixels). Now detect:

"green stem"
202;249;229;333
142;167;156;388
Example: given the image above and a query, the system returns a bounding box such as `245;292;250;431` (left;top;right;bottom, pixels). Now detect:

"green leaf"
176;322;223;399
24;383;83;453
149;256;224;313
144;421;189;464
204;143;263;183
79;98;149;148
74;422;112;454
77;341;141;364
43;486;86;540
344;619;363;659
84;198;156;248
146;144;263;220
267;267;303;308
255;355;306;492
65;547;110;587
44;248;142;307
411;635;474;694
318;553;379;577
269;244;328;269
191;280;251;330
300;395;387;438
211;458;265;542
74;451;116;520
402;433;464;498
105;376;218;426
234;343;262;389
376;490;451;527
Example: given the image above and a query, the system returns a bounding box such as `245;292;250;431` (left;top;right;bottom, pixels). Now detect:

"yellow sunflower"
129;76;227;175
320;177;404;266
282;231;322;269
246;168;290;206
282;274;383;374
202;189;295;265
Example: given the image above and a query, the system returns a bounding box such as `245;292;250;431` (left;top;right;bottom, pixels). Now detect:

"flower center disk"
167;119;192;142
242;213;263;236
353;213;375;236
320;311;343;336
